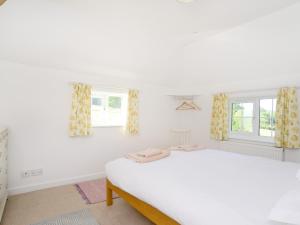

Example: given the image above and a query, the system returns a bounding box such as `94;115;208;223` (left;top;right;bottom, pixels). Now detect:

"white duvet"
105;149;300;225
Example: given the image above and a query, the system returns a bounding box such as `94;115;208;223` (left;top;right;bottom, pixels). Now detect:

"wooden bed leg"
106;179;113;206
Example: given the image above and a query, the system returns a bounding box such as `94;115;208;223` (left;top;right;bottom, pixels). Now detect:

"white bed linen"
105;149;300;225
269;189;300;224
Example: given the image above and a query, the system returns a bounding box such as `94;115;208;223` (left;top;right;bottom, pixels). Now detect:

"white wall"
178;3;300;162
0;60;177;195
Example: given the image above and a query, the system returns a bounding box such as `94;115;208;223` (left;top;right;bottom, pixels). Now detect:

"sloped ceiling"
0;0;299;87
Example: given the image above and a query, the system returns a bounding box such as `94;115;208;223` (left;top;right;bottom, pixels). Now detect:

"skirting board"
8;171;106;196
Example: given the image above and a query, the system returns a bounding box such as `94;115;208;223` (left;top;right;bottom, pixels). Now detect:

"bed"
105;149;300;225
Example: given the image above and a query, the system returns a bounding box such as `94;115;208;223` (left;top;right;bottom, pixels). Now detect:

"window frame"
228;96;276;143
91;90;128;128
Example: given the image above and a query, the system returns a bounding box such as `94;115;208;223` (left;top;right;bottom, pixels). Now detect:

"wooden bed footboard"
106;179;180;225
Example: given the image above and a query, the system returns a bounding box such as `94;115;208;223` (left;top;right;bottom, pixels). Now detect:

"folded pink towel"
169;144;205;152
137;148;163;158
126;149;170;163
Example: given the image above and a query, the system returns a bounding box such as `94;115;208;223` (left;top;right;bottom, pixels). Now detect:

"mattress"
105;149;300;225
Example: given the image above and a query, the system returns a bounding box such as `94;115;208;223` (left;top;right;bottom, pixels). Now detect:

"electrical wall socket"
22;169;43;178
22;171;31;178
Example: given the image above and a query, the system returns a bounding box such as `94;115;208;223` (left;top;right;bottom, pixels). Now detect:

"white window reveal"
229;97;276;143
91;91;128;127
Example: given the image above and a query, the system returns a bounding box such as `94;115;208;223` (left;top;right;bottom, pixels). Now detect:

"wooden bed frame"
106;179;180;225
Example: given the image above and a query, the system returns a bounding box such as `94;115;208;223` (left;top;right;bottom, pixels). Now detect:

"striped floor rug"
31;209;99;225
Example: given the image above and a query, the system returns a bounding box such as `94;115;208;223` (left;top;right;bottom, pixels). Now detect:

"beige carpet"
2;184;153;225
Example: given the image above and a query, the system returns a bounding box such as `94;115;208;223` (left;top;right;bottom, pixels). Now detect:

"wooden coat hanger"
0;0;6;6
176;100;200;111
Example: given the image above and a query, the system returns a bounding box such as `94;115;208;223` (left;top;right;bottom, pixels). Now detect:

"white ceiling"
0;0;299;87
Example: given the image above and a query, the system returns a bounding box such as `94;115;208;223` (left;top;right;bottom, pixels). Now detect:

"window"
259;98;276;138
229;97;276;142
231;102;254;133
91;91;128;127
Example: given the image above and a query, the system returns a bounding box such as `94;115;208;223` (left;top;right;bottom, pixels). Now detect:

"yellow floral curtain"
275;87;300;148
210;93;229;141
69;83;92;137
126;89;139;135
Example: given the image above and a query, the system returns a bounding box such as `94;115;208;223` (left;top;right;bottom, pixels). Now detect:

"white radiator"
170;129;191;146
219;140;283;161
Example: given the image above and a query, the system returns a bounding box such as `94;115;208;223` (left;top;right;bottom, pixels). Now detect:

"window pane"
108;96;121;109
232;117;253;132
232;103;253;117
91;106;106;125
231;102;254;133
92;97;102;106
259;98;276;137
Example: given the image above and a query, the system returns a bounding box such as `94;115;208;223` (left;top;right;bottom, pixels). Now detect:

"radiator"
170;129;191;146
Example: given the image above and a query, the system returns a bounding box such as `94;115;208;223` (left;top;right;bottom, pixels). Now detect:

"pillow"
269;190;300;225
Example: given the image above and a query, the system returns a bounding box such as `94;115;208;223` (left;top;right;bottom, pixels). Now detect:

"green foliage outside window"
108;96;122;109
232;104;243;132
259;99;276;137
231;103;253;132
260;109;275;131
